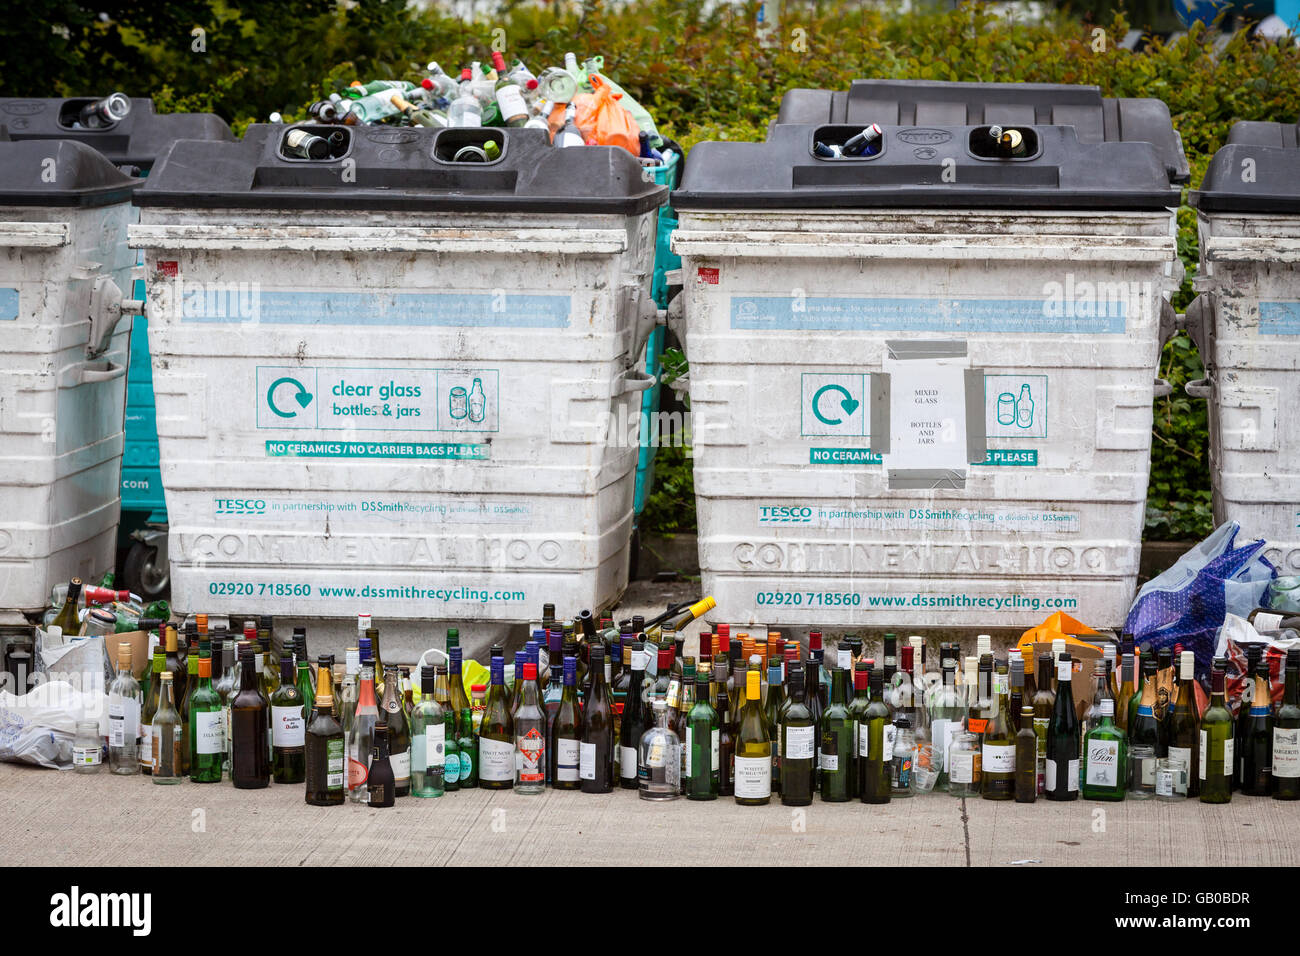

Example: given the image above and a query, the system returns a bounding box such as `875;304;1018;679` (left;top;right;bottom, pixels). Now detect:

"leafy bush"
11;1;1300;541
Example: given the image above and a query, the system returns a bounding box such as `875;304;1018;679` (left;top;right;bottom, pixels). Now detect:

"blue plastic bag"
1124;522;1275;683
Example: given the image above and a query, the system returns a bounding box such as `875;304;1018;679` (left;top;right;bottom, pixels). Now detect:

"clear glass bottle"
638;699;680;801
514;661;546;795
107;642;141;774
411;665;446;798
946;731;979;797
73;720;103;773
890;714;914;797
151;672;183;785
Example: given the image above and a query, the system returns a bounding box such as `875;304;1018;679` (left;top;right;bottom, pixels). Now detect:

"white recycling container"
672;80;1188;631
0;140;140;615
1188;121;1300;577
129;124;666;656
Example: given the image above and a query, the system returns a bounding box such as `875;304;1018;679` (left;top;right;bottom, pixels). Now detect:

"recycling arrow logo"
812;383;860;426
266;377;314;419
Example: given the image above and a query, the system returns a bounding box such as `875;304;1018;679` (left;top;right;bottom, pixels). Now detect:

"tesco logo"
759;505;813;523
214;498;266;516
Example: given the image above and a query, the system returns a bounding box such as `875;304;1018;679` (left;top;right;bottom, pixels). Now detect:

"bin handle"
615;368;656;395
1153;378;1173;399
73;359;127;386
1185;377;1213;400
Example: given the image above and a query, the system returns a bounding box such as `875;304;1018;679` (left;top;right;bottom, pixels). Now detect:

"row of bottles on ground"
74;602;1300;808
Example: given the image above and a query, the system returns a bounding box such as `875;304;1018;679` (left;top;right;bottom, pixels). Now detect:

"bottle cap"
523;662;537;681
422;77;434;90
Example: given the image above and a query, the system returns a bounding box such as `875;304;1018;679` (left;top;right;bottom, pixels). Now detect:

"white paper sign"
882;357;968;473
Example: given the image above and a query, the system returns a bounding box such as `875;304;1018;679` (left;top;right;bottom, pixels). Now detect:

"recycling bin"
672;79;1188;630
0;97;234;602
1188;120;1300;576
0;140;140;614
129;124;666;656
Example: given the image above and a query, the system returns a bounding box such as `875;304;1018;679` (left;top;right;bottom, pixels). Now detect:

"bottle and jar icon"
448;378;487;424
996;384;1035;429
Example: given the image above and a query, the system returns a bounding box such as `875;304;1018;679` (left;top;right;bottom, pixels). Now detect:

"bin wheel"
123;540;170;602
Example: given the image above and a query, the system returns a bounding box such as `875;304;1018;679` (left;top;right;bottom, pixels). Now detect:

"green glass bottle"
1045;653;1079;801
411;665;446;798
819;667;853;802
764;655;786;794
456;688;478;788
295;634;315;721
860;668;892;804
305;664;345;805
1166;650;1201;798
1199;660;1233;804
1081;698;1126;800
188;656;224;782
479;655;514;790
778;664;815;807
1272;648;1300;800
686;672;719;800
51;577;82;636
846;663;870;799
270;656;306;784
733;669;772;805
980;663;1016;801
180;643;199;775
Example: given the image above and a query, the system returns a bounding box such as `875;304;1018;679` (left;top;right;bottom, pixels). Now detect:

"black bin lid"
675;79;1186;211
0;139;139;207
1190;120;1300;214
134;124;669;216
0;98;234;171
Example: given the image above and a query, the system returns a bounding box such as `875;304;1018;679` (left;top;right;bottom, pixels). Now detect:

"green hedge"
10;1;1300;540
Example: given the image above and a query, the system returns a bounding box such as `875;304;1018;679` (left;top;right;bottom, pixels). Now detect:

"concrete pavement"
3;761;1296;867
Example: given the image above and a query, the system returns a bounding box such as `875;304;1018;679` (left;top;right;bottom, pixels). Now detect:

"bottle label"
856;720;871;758
73;745;100;766
932;718;954;773
1057;660;1071;682
579;741;597;780
495;83;528;121
139;724;152;767
517;728;544;784
1255;612;1284;632
993;672;1009;696
390;749;411;784
194;711;224;755
785;724;815;760
733;755;771;798
837;648;852;670
108;699;139;747
422;724;446;770
685;727;693;777
949;750;974;784
458;750;473;781
1032;716;1049;758
479;737;514;781
883;723;897;761
1167;746;1192;794
347;755;368;789
1223;738;1234;779
1084;739;1119;787
1274;728;1300;778
271;706;306;747
558;739;582;782
618;744;638;780
982;742;1016;773
711;729;720;771
326;739;345;790
818;749;839;772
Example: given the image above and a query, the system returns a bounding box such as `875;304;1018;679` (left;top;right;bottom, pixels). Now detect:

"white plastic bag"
0;680;105;770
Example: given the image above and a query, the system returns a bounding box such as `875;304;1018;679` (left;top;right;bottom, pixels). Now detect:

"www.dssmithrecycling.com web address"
206;581;527;604
754;590;1079;611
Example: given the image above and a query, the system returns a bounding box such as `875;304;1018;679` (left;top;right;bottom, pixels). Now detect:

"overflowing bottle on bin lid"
278;47;674;169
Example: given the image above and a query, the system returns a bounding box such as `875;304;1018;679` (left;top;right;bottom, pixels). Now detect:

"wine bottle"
860;668;892;804
672;657;697;791
368;724;395;808
1272;648;1300;800
479;655;515;790
980;662;1016;801
929;660;963;791
151;672;183;784
231;648;270;789
717;682;735;797
779;664;815;806
1242;655;1274;796
305;665;346;806
1233;643;1262;791
515;661;546;794
1199;661;1233;804
686;671;720;800
189;656;224;783
1015;706;1037;803
295;636;315;721
1115;650;1137;733
820;667;853;802
411;665;446;798
580;644;614;793
107;643;141;775
51;578;82;636
617;642;646;789
847;663;870;798
549;656;582;790
140;644;164;776
734;670;772;805
269;656;306;784
1128;655;1165;798
346;648;379;802
164;625;187;714
1045;653;1079;801
377;665;411;797
1154;647;1174;721
1166;650;1200;798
